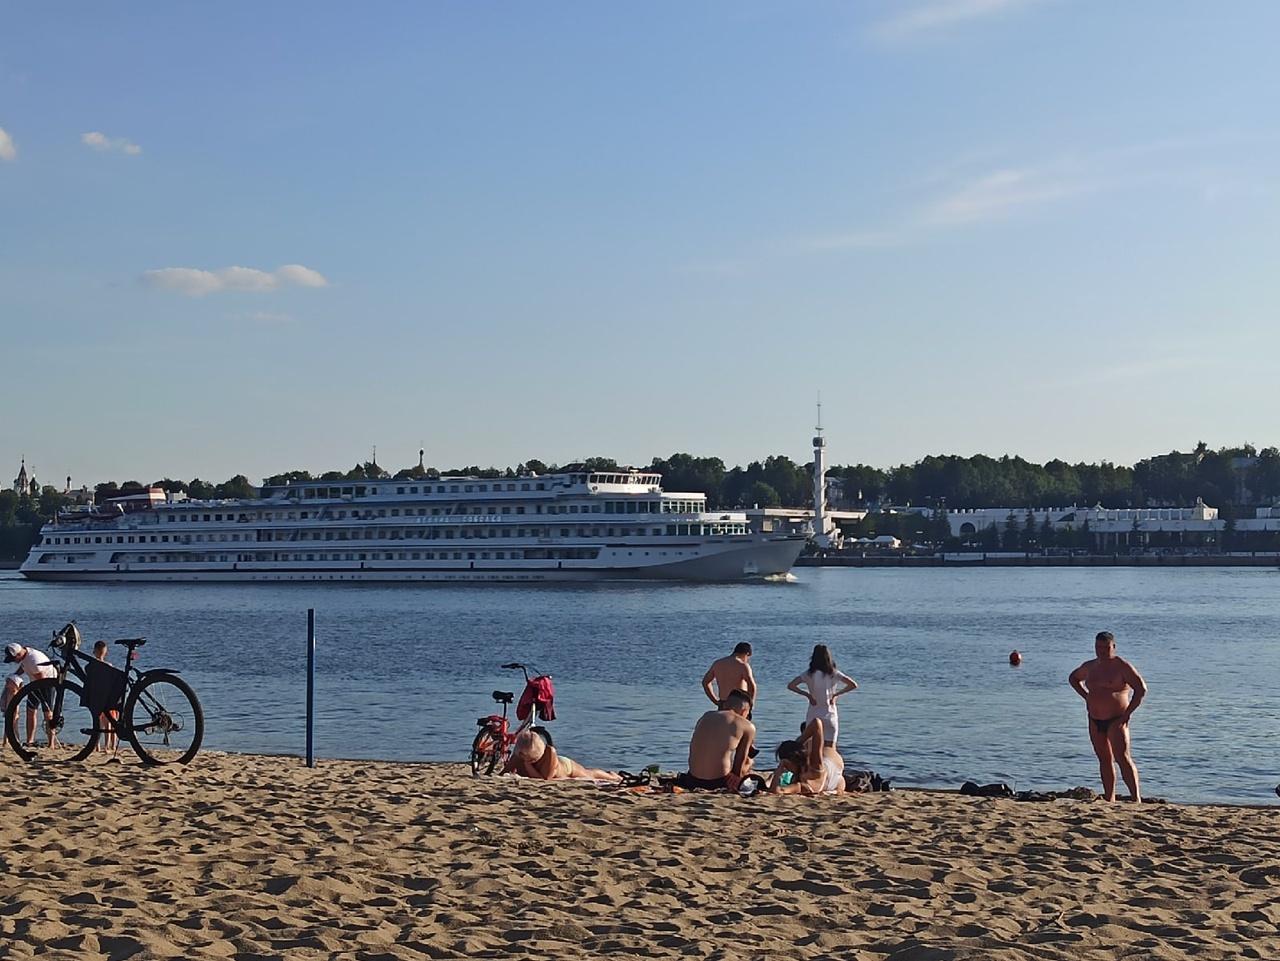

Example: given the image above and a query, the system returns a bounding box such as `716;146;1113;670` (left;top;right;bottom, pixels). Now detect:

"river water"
1;567;1276;805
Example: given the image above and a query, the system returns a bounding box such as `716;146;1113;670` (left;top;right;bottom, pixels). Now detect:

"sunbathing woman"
505;728;622;782
767;717;845;795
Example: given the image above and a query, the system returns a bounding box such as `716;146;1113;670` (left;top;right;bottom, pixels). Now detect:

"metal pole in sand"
306;608;316;768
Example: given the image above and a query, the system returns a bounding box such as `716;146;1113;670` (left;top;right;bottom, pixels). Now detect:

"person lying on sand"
767;717;844;795
505;728;622;782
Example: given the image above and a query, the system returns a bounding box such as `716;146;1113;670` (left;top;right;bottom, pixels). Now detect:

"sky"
2;1;1278;489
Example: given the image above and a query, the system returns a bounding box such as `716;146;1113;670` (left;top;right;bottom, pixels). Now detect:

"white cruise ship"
19;467;807;583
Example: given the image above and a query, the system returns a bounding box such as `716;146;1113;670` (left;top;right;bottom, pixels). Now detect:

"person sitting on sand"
679;689;755;791
701;642;757;711
505;728;622;782
767;717;844;795
1068;630;1146;803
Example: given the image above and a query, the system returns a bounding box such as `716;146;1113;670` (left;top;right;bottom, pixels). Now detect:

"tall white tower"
812;403;840;550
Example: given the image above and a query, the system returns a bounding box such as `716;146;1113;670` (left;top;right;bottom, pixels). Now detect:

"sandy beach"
3;752;1279;960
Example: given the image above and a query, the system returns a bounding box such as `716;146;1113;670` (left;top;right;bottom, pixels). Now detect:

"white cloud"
275;264;328;288
247;311;294;324
140;264;330;297
874;0;1040;40
0;126;15;161
82;131;142;155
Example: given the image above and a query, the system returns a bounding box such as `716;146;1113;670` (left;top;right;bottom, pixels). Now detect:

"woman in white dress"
787;644;857;748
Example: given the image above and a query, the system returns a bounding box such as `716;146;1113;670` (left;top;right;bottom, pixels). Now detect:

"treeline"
4;444;1277;560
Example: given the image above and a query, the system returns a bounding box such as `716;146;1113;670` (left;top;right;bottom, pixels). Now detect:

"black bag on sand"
960;780;1014;798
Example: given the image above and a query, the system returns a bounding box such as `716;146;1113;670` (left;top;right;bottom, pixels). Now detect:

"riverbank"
3;751;1279;960
799;551;1280;567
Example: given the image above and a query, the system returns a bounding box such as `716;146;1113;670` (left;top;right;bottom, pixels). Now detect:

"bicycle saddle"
492;690;514;704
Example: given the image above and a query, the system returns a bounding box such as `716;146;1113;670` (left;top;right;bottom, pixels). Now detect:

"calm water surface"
1;567;1276;805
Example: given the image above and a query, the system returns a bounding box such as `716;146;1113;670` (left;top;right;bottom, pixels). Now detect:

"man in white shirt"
3;641;59;748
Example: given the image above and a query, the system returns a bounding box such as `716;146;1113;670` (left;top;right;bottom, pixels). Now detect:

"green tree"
743;481;781;509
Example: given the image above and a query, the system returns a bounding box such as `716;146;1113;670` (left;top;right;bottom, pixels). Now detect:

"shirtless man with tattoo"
1069;631;1147;802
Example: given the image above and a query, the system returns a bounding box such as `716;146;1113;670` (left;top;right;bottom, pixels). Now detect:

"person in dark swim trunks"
1069;631;1147;802
682;689;755;791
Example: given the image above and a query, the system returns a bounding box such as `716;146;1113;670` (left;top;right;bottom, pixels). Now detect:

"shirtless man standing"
701;642;757;709
682;689;755;791
1069;631;1147;802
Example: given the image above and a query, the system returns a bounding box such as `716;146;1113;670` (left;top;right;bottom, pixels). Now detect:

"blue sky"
3;2;1278;489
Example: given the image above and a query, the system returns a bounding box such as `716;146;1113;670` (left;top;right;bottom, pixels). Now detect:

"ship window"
452;485;460;493
536;483;545;490
502;506;511;514
516;506;525;515
397;487;405;495
521;483;530;491
560;529;569;537
453;552;462;559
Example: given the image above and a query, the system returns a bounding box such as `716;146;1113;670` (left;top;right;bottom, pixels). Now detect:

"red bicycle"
469;662;555;776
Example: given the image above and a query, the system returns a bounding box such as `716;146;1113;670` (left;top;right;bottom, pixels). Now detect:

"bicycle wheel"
3;678;98;763
470;725;503;776
125;673;204;764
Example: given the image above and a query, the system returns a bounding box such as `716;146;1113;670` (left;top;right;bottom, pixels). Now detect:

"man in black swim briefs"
1069;631;1147;802
681;689;755;791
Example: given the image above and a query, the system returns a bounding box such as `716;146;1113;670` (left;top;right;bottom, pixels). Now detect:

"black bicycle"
3;622;204;765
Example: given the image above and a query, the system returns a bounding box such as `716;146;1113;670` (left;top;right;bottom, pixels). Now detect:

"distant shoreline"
799;552;1280;568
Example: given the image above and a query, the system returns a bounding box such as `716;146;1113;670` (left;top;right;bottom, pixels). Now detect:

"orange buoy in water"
1009;650;1023;666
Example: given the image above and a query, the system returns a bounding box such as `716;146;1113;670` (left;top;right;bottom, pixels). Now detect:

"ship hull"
20;535;806;584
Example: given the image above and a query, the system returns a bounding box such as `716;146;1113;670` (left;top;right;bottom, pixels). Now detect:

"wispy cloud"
0;126;15;162
919;166;1090;226
873;0;1040;41
1036;355;1204;392
82;131;142;155
140;264;329;297
797;162;1089;251
246;310;295;324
